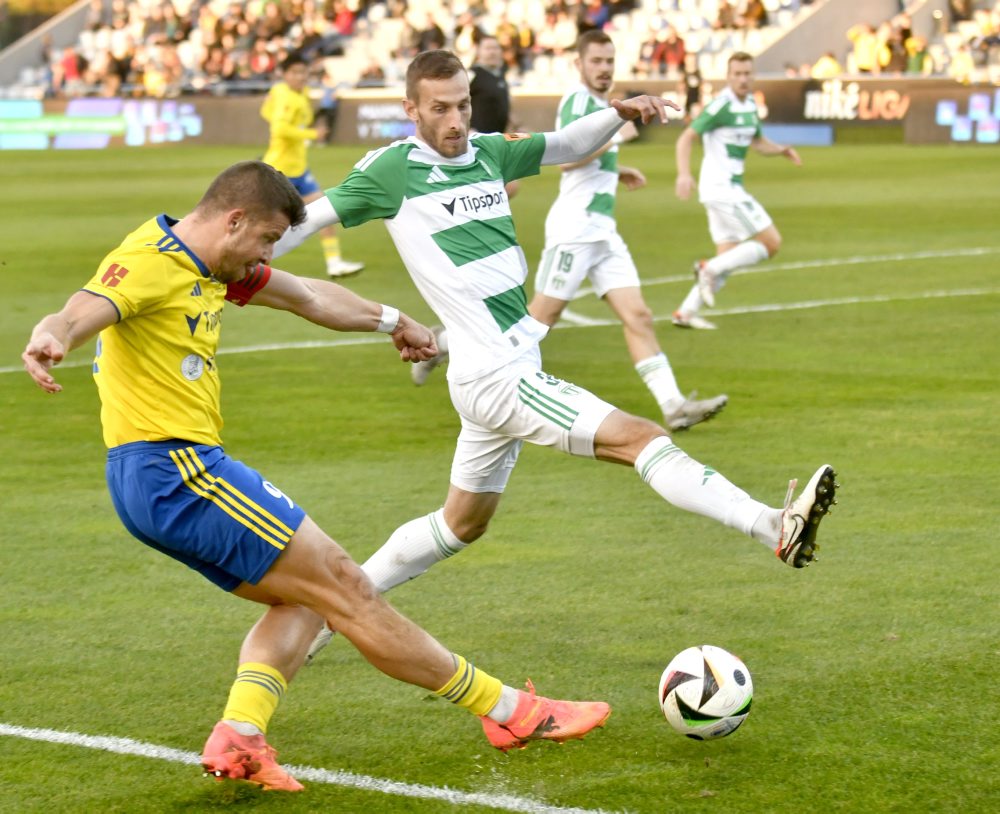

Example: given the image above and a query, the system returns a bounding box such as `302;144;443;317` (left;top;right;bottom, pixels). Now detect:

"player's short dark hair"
406;49;465;102
576;29;614;57
281;52;308;73
198;161;306;228
728;51;754;68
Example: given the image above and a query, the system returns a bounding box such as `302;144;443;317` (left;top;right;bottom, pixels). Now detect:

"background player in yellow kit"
261;53;364;277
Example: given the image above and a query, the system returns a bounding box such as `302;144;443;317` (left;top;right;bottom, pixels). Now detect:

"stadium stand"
2;0;999;99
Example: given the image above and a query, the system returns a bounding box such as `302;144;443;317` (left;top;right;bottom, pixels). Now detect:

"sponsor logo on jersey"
452;190;507;215
101;263;130;287
190;281;202;296
185;308;222;336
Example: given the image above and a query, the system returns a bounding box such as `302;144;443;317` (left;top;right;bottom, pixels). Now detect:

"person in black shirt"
469;36;510;134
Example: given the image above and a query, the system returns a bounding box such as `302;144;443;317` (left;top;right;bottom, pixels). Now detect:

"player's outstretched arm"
558;120;641;172
22;291;119;393
674;126;699;200
542;96;679;166
245;267;438;362
611;94;679;124
272;195;340;258
753;135;802;165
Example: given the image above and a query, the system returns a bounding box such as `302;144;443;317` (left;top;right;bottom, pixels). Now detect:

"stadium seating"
4;0;998;99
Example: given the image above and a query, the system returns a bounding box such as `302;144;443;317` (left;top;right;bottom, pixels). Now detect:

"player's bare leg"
205;515;610;788
604;287;727;430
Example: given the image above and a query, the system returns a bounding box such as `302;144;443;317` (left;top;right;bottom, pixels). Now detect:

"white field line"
3;246;999;377
569;245;1000;301
558;286;1000;328
3;286;995;376
0;722;619;814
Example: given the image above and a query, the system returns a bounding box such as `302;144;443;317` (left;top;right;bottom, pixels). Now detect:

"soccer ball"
658;645;753;740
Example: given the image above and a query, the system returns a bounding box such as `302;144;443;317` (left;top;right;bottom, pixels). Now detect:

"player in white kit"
673;52;802;330
270;51;837;662
531;29;726;431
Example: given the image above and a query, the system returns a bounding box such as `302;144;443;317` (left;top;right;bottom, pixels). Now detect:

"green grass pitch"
1;137;998;813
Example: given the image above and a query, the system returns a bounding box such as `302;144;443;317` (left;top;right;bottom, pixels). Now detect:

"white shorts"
447;348;617;493
535;232;640;301
704;195;773;245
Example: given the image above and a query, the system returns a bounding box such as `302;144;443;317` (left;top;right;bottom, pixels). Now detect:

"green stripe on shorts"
517;378;579;430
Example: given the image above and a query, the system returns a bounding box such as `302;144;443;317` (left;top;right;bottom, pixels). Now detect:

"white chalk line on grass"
569;245;1000;300
4;244;998;377
559;286;1000;327
0;722;618;814
3;285;995;376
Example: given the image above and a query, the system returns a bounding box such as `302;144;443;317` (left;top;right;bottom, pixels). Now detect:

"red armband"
225;264;272;306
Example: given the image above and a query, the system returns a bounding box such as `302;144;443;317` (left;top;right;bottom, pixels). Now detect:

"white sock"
223;719;263;737
704;240;769;289
485;685;521;723
634;437;772;546
677;282;703;315
635;353;683;413
362;508;467;593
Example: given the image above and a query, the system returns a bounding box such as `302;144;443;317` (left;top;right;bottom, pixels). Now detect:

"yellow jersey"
82;215;269;448
260;81;319;177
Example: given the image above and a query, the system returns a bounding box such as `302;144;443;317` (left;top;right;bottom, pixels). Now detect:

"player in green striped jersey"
271;51;837;664
530;29;727;432
673;52;801;330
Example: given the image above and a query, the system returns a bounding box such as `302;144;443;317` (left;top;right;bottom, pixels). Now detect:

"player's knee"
623;303;654;333
529;298;563;327
451;515;490;542
633;414;669;445
596;411;668;464
316;545;381;612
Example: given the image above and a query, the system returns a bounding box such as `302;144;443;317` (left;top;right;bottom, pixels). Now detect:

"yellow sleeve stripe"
169;448;293;550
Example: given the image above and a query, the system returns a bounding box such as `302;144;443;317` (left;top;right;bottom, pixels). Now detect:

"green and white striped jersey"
327;132;550;383
692;86;762;203
546;84;621;243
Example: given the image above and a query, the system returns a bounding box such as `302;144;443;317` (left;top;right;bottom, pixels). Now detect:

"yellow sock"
221;662;287;734
321;234;341;262
434;654;503;716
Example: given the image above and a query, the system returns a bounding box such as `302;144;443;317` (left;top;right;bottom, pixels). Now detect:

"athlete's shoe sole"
664;392;728;431
480;680;611;752
327;259;365;277
776;465;838;568
671;310;717;330
201;721;303;792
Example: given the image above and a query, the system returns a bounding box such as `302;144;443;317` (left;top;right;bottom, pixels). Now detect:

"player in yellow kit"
261;53;364;277
21;160;611;792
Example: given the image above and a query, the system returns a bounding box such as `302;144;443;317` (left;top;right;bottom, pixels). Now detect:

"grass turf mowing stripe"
5;283;999;377
0;722;620;814
570;245;1000;300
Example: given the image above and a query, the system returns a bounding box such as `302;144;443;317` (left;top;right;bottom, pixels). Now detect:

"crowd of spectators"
45;0;368;98
844;12;931;78
25;0;1000;101
761;2;1000;83
35;0;800;99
